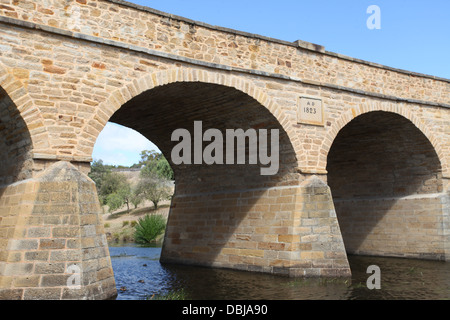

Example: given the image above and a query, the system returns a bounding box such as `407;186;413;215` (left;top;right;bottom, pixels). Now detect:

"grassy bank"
102;201;170;244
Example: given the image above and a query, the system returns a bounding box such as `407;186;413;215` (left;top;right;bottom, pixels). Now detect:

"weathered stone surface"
0;162;116;300
0;0;448;300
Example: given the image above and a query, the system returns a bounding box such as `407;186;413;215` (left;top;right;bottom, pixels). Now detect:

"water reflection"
109;245;450;300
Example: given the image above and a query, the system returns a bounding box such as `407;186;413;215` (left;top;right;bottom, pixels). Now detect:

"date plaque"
297;96;324;126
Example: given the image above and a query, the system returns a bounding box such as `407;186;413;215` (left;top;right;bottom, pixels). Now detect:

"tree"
106;193;124;213
89;159;112;204
155;156;174;180
139;150;174;181
99;172;124;205
90;149;174;213
100;172;132;213
130;186;144;209
116;179;132;212
137;172;172;210
140;149;162;163
138;149;161;172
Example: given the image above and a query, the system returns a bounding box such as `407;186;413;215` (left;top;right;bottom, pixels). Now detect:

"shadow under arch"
0;62;50;163
0;86;33;187
326;111;445;260
105;81;300;269
0;85;33;279
84;67;301;170
318;104;449;179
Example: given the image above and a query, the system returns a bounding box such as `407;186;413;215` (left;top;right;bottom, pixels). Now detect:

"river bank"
102;200;170;244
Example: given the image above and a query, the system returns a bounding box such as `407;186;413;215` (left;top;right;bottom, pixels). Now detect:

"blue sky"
93;0;450;166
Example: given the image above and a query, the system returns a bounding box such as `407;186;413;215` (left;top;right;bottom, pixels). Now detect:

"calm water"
108;244;449;300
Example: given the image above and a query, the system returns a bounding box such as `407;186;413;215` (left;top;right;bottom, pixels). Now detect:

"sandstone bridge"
0;0;449;300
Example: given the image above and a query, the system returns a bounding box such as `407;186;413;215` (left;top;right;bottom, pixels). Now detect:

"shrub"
130;221;137;228
122;221;129;227
134;214;166;244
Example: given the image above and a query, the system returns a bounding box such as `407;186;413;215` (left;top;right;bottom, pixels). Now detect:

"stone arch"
0;89;32;185
82;66;300;167
0;64;34;185
83;66;306;272
319;101;448;178
326;109;446;260
0;61;50;163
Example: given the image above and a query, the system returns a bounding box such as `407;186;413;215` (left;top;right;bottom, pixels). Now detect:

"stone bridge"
0;0;449;300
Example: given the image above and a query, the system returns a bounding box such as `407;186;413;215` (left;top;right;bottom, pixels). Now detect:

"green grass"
146;289;187;300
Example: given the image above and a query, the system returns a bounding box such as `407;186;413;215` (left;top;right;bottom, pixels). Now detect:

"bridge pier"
161;174;351;278
327;111;450;261
0;161;116;300
443;180;450;262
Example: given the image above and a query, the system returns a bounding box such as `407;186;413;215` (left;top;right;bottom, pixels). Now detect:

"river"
108;244;449;300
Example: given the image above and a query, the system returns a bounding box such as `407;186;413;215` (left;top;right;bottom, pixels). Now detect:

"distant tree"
100;172;124;201
139;150;174;181
100;172;132;212
130;186;144;209
89;159;112;200
155;156;174;180
91;150;174;212
139;150;162;166
116;179;132;212
106;193;124;213
137;171;172;210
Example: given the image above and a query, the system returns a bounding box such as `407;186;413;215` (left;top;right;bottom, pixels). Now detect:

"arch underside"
319;103;449;180
0;86;33;186
327;111;446;260
110;81;305;269
110;82;299;193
